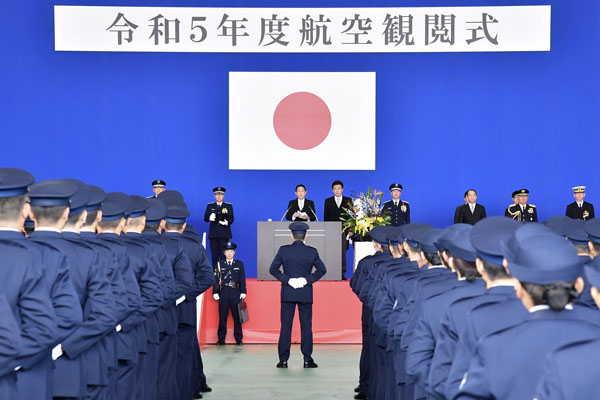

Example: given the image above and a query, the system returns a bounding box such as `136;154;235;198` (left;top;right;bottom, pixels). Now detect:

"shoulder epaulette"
224;202;231;205
402;200;410;204
383;200;391;204
529;204;536;208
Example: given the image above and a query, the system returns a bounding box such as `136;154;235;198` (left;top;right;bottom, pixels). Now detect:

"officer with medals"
566;186;595;220
148;179;166;198
505;188;538;222
204;187;234;267
269;222;327;369
212;241;247;345
382;183;410;226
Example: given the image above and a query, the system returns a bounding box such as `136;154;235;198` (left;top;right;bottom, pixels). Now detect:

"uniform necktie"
394;201;398;207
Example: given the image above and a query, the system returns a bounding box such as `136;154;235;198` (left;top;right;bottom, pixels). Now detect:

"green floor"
201;344;361;399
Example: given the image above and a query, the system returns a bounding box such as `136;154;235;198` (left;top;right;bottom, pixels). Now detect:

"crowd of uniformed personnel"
0;168;216;400
351;216;600;400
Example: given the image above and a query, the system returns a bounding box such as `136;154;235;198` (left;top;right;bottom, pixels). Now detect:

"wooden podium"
256;221;342;281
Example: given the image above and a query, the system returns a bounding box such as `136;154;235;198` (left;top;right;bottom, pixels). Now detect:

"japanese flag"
229;72;376;170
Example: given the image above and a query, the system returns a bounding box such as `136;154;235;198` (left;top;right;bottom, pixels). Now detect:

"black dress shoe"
216;339;225;345
276;361;288;368
236;340;243;345
192;393;203;399
354;392;368;400
199;385;212;393
303;360;318;368
354;386;361;393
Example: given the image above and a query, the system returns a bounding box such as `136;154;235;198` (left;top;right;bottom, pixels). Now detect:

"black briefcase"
238;299;249;324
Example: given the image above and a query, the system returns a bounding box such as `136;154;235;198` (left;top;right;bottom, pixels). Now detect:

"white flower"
358;219;368;227
357;211;366;219
353;199;362;207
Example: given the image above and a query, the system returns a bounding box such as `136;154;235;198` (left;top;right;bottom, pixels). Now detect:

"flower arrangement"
340;187;390;240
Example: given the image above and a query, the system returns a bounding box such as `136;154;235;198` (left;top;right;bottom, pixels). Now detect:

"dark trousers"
191;334;207;395
342;233;349;279
176;326;195;400
144;342;159;400
209;238;229;267
116;359;136;400
278;302;313;362
218;298;242;342
158;333;178;400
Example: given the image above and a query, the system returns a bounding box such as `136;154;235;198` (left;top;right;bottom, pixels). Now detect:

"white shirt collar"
80;228;95;233
62;229;78;233
216;202;222;206
35;227;61;233
428;265;445;269
529;304;550;313
577;202;583;207
0;227;22;232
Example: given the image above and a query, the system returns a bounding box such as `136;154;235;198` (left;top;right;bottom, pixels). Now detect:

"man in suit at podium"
454;189;486;225
269;222;327;369
204;187;234;266
566;186;595;220
324;180;352;280
285;184;317;221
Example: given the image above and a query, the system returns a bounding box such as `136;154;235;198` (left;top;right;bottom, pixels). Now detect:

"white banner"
55;5;551;53
229;72;376;170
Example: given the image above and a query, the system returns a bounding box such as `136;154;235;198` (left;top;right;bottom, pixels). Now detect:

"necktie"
394;201;398;207
336;198;341;207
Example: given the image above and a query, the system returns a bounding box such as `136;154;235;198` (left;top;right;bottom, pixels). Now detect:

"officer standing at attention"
148;179;166;198
269;222;327;369
204;187;234;267
212;242;247;345
382;183;410;226
566;186;595;220
505;188;538;222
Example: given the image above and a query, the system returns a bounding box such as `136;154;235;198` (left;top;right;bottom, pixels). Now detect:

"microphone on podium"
309;206;318;222
280;206;291;222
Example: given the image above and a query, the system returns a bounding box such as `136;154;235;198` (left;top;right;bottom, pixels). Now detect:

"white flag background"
229;72;376;170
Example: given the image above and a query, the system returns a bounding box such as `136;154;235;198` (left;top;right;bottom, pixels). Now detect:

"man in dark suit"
204;187;234;266
505;188;538;222
285;184;317;221
381;183;410;226
566;186;595;220
324;180;352;280
454;189;486;225
269;222;327;369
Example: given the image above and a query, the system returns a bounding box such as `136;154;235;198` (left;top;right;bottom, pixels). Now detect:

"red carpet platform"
198;278;362;344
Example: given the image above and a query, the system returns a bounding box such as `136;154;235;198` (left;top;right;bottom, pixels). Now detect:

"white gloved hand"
297;277;308;288
218;220;228;226
213;294;220;300
209;213;216;222
288;278;299;289
240;293;246;300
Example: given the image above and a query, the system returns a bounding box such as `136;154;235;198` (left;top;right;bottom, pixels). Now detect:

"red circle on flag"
273;92;332;150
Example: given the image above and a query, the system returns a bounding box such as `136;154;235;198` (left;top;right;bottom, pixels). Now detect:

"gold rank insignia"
222;208;228;213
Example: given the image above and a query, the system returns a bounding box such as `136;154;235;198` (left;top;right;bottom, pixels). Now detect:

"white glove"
297;277;308;288
218;220;228;226
213;294;220;300
209;213;216;222
240;293;246;300
288;278;299;289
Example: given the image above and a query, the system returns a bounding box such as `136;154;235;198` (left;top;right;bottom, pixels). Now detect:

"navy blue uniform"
382;200;410;226
156;231;194;400
0;237;58;399
97;232;142;400
177;233;214;400
456;308;600;399
0;294;22;399
121;234;164;400
29;230;117;399
214;259;247;343
204;202;234;266
505;203;538;222
269;240;327;362
534;337;600;400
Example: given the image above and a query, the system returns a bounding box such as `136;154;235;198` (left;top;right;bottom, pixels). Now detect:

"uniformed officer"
533;260;600;399
456;230;600;399
0;168;59;400
505;188;538;222
148;179;166;198
0;294;23;399
382;183;410;226
566;185;595;220
269;222;327;368
212;241;247;345
29;179;117;400
204;187;234;267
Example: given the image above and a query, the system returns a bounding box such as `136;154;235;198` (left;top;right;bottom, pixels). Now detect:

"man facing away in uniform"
323;180;352;280
204;187;234;267
454;189;486;225
269;222;327;369
566;186;595;220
